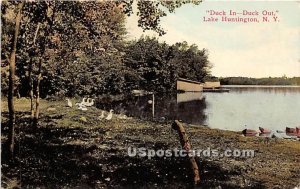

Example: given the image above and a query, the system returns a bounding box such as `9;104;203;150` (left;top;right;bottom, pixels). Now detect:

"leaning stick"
172;120;200;185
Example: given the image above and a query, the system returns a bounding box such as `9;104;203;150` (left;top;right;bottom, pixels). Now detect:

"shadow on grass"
2;112;104;188
2;112;265;188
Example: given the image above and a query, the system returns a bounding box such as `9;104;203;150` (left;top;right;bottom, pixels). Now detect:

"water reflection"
96;86;300;132
96;92;207;124
177;92;203;103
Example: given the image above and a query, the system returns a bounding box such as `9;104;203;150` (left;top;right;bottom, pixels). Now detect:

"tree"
13;1;127;123
124;37;211;92
3;0;203;98
6;1;25;157
170;42;211;82
124;36;175;92
135;0;202;36
39;1;128;97
1;0;204;157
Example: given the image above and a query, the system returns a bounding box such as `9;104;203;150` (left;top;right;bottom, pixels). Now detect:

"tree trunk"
7;1;25;158
29;59;34;119
29;23;40;119
32;3;56;127
33;58;42;127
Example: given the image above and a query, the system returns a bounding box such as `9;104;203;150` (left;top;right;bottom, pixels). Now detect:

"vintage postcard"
1;0;300;188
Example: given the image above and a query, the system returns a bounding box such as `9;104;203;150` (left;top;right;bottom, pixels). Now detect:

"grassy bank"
1;98;300;188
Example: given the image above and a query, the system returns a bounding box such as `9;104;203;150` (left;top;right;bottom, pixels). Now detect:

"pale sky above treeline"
126;1;300;78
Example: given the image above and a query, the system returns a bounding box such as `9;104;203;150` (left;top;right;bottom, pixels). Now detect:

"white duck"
90;99;95;106
66;98;73;108
78;106;88;111
105;109;114;120
76;97;87;107
98;111;105;120
77;103;88;111
82;97;88;105
85;98;95;107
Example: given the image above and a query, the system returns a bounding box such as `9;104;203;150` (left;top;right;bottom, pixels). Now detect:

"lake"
204;85;300;131
97;85;300;132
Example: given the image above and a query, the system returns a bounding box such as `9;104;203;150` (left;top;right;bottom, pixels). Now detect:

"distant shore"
219;76;300;86
222;85;300;87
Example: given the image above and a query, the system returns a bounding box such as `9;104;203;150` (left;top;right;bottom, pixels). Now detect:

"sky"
125;1;300;78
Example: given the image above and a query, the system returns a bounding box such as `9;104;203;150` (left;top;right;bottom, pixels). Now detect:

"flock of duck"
65;97;130;121
66;97;94;111
242;126;300;139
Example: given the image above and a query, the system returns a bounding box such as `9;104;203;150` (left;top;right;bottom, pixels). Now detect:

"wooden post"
172;120;200;185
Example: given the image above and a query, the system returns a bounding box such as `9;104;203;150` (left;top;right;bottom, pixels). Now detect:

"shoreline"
1;98;300;188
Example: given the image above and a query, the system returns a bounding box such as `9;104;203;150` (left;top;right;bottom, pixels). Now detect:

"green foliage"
124;37;211;93
171;42;211;82
1;1;23;96
124;37;171;92
135;0;202;36
1;66;20;96
2;1;128;97
1;0;207;98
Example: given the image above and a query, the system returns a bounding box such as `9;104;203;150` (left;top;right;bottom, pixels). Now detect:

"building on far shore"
203;81;221;89
177;78;203;92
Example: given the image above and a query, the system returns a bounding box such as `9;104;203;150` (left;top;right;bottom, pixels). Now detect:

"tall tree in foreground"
7;1;25;157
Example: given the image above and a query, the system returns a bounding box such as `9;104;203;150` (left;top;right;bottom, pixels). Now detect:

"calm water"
97;86;300;132
204;86;300;131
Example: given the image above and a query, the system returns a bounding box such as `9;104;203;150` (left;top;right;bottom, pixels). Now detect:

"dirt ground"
1;98;300;188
